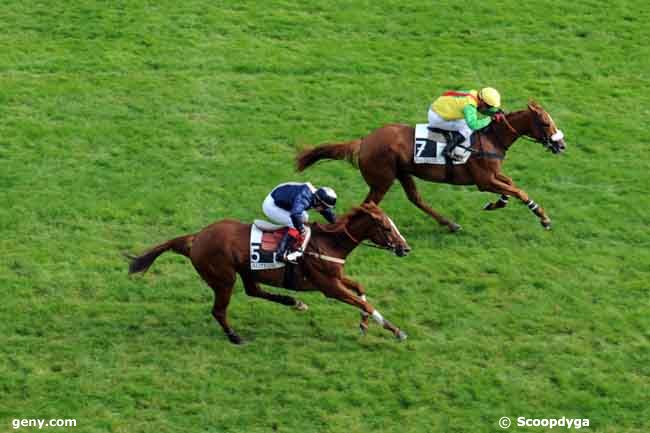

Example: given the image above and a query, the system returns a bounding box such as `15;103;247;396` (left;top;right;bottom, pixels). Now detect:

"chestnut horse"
127;202;411;344
297;101;566;231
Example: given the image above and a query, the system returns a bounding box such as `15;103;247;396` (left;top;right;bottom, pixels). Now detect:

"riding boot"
441;132;457;158
276;232;291;262
284;234;302;263
442;132;464;160
279;229;302;264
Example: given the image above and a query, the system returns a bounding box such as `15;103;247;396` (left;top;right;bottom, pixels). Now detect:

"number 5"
251;244;261;263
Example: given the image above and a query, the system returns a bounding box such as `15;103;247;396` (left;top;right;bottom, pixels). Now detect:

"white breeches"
262;195;309;228
427;109;472;140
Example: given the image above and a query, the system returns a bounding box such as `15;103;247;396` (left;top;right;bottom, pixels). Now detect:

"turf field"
1;1;648;432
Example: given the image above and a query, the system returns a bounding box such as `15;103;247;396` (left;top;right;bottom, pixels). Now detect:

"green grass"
1;1;649;432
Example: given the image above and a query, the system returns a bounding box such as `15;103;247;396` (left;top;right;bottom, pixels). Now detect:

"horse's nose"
396;245;411;257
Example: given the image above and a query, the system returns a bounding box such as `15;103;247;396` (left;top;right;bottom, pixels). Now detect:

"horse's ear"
359;201;381;218
528;99;542;112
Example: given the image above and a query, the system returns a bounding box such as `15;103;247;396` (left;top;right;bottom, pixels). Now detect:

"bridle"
501;111;564;153
305;215;394;265
343;219;395;251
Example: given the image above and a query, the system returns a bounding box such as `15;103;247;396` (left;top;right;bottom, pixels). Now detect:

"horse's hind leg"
196;264;242;344
241;272;308;311
210;285;242;344
398;174;461;232
360;155;395;205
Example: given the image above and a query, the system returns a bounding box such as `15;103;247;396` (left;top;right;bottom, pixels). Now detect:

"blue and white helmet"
315;187;337;208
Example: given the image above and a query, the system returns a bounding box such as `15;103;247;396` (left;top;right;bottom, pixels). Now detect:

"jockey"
262;182;337;263
428;87;505;160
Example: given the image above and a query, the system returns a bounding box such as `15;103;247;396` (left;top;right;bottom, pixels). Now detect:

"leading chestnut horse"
127;202;411;344
297;101;566;232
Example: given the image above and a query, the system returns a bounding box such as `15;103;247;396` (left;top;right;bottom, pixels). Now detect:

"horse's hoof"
541;219;552;230
294;300;309;311
448;223;462;233
227;333;243;345
396;330;408;341
359;323;369;336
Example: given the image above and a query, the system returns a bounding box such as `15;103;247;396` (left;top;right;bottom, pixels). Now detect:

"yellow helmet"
478;87;501;108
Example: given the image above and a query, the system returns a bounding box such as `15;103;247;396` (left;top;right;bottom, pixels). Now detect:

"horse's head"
526;101;566;154
356;202;411;257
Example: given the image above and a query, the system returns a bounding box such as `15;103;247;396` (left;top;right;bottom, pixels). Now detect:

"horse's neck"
509;109;533;133
501;110;533;147
334;213;373;256
310;215;365;258
508;110;532;141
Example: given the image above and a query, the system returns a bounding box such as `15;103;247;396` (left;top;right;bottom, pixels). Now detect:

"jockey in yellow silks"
428;87;504;160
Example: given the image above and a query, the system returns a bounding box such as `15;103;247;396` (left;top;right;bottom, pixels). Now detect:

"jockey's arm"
289;212;305;232
320;208;336;224
463;105;492;130
290;194;312;232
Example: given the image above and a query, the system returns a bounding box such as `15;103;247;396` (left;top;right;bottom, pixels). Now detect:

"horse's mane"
505;108;529;121
309;208;359;234
309;204;378;235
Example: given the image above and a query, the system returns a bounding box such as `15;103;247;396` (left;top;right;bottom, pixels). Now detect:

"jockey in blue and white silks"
262;182;337;263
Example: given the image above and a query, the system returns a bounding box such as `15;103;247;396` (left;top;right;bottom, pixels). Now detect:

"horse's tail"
296;139;362;172
126;234;195;275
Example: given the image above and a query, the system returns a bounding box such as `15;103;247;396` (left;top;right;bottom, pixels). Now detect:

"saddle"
250;221;287;271
250;221;312;271
427;127;465;148
250;220;309;290
253;219;288;251
254;219;286;232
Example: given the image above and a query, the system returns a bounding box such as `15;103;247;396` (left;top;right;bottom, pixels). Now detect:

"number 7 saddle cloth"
413;124;472;165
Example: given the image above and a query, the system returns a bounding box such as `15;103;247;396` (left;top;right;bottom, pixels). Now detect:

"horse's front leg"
480;175;552;229
341;277;370;335
322;279;407;341
483;174;514;211
483;193;510;211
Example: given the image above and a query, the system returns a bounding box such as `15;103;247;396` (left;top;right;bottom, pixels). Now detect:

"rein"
502;116;520;136
344;223;392;250
502;111;559;149
469;113;543;159
343;226;360;244
460;140;505;160
306;216;395;266
305;251;345;264
360;242;392;250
